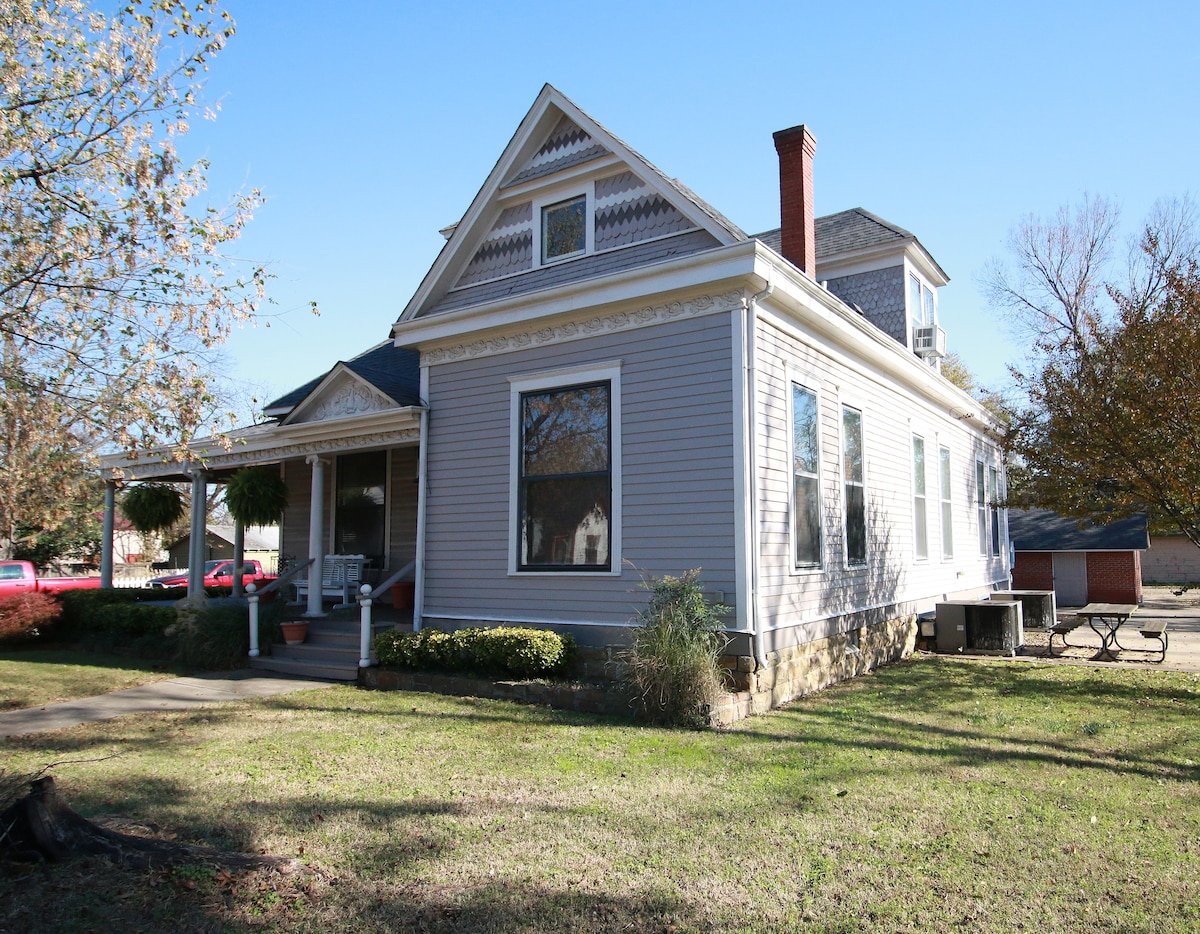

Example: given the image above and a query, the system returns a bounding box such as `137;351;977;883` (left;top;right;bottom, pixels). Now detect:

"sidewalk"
0;669;337;738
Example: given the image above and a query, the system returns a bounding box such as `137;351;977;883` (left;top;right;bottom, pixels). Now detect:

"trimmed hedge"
375;626;574;679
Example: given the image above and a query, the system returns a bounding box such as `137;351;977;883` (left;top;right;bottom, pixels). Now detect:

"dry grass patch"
1;657;1198;932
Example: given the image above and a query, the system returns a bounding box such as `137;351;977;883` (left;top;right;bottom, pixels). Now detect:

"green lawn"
1;655;1198;933
0;649;187;710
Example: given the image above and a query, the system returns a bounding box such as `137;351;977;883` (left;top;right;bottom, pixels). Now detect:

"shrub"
0;592;63;643
56;587;184;642
375;626;573;679
621;569;730;729
172;599;283;670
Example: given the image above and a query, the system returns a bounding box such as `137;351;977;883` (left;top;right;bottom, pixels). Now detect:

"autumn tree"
0;0;264;557
988;196;1200;544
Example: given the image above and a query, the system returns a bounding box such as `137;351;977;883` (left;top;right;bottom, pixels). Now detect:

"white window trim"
531;186;594;269
507;361;622;576
839;397;867;569
912;432;929;562
787;367;824;574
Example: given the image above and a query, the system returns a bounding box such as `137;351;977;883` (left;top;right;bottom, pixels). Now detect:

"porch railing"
247;558;315;658
356;560;416;668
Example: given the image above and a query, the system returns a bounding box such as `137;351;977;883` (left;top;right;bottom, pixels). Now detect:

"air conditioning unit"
913;325;947;358
990;590;1057;629
935;600;1023;656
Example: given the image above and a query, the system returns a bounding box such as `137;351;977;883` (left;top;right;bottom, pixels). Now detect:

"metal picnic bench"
1043;603;1168;662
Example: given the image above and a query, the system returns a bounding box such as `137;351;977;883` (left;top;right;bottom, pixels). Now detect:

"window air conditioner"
913;325;947;358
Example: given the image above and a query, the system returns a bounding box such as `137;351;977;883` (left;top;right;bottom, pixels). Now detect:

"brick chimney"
772;124;817;278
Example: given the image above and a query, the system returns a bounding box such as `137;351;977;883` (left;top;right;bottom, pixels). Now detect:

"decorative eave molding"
284;365;400;426
420;288;745;366
100;411;424;481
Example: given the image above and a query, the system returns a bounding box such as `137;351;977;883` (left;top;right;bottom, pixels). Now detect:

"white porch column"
305;454;328;618
187;468;207;598
100;480;116;589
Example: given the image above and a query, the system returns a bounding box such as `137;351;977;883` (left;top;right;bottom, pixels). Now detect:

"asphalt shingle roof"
264;340;422;416
754;207;916;259
1007;508;1150;552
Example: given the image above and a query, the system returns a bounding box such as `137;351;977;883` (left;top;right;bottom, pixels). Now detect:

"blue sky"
187;0;1200;412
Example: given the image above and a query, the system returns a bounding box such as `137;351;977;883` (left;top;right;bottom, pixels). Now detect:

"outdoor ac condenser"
991;590;1056;630
935;600;1023;656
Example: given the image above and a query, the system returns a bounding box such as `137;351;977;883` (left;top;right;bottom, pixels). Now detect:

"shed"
1007;508;1148;606
165;525;279;572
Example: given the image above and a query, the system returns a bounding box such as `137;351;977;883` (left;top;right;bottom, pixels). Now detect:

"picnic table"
1076;603;1139;660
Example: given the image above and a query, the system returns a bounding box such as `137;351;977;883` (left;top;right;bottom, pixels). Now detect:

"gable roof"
1007;508;1150;552
395;84;748;325
264;340;421;419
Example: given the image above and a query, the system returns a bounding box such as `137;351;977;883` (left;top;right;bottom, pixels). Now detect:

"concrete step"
248;654;359;682
271;642;360;663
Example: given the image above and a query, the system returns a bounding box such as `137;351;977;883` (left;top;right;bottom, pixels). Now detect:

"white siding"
753;309;1007;643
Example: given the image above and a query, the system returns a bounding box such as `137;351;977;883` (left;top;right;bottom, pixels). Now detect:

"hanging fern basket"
223;467;289;527
121;483;185;533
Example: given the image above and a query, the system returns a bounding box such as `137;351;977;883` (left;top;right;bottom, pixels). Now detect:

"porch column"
232;519;245;599
99;479;116;589
187;467;207;598
305;455;328;618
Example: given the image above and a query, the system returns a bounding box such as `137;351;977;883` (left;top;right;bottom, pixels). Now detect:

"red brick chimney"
772;124;817;278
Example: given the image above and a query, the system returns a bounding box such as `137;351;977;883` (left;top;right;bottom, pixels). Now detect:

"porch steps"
248;619;397;682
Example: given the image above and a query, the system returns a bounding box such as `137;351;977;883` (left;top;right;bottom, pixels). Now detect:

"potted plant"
280;620;308;645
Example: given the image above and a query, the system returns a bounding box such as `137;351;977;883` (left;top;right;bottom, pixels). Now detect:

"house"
99;86;1009;715
163;525;279;572
1008;508;1147;606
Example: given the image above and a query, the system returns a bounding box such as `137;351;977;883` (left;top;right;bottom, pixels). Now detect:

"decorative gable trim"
503;114;609;187
420;288;744;366
284;367;401;426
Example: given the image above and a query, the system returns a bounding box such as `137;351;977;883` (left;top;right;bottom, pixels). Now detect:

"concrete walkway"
0;670;337;738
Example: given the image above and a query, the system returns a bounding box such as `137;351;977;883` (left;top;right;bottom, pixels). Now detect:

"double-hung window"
842;405;865;566
976;460;988;556
939;445;953;559
511;365;619;573
913;435;928;560
792;383;822;569
989;466;1001;557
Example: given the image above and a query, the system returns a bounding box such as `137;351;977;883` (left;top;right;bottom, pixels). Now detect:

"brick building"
1008;509;1147;606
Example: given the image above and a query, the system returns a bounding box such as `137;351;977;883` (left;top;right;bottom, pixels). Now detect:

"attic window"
541;195;586;263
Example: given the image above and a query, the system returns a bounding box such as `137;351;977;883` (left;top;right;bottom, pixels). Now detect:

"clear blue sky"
186;0;1200;412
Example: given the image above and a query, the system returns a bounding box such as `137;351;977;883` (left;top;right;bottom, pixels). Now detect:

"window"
913;435;928;560
517;379;612;571
976;460;988;555
541;195;586;263
989;466;1001;557
842;405;865;566
940;446;953;559
335;450;387;565
792;383;822;568
908;273;937;346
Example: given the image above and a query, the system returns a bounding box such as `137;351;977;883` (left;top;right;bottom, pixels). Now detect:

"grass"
1;656;1198;932
0;649;187;710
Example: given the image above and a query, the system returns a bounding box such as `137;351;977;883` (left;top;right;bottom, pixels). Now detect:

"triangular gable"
283;365;402;426
397;85;745;323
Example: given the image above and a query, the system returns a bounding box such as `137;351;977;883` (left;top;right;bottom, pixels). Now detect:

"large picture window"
792;383;822;568
335;450;387;565
842;405;865;566
518;381;611;571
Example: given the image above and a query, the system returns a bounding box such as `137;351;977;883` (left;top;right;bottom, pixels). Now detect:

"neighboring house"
100;86;1009;715
1008;508;1148;606
1141;535;1200;585
164;525;279;572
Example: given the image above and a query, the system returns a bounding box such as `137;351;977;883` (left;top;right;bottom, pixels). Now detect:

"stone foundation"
711;612;917;727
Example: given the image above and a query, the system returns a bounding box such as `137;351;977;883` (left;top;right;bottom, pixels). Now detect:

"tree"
991;196;1200;545
0;0;265;556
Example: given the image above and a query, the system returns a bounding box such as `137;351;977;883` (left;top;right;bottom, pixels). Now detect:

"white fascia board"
392;240;761;348
750;246;1001;438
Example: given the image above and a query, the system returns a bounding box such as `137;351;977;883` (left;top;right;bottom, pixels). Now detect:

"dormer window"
908;273;936;330
541;195;587;263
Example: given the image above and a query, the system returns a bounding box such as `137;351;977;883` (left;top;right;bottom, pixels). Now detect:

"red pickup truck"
0;560;104;599
145;559;275;590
